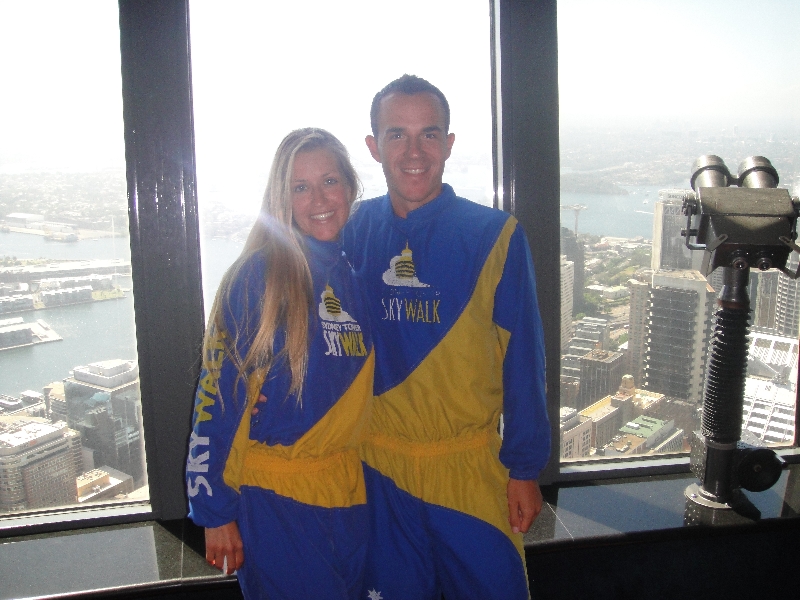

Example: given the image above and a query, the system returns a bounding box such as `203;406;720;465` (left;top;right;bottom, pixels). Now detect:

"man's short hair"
370;74;451;138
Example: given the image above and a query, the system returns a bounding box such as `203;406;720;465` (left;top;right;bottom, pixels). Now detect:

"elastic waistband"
365;429;493;458
243;444;359;474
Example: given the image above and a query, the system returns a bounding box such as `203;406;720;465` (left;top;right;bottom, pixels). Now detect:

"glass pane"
0;1;148;515
558;0;799;462
188;0;493;312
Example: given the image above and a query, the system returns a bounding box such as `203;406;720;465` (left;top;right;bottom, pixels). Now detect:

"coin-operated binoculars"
681;155;799;517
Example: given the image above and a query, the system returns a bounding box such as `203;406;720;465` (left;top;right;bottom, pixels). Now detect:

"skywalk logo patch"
319;285;367;357
380;241;441;324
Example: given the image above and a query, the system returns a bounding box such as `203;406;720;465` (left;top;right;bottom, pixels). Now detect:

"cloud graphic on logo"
319;304;354;322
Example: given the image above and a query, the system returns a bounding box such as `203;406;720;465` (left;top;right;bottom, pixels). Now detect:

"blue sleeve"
493;224;551;480
186;259;262;527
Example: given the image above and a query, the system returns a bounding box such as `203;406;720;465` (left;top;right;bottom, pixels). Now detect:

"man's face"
366;92;455;218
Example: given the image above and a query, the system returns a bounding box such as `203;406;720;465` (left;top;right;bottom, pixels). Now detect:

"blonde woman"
186;128;374;599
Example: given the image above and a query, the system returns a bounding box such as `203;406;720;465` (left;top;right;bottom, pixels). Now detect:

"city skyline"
1;0;798;516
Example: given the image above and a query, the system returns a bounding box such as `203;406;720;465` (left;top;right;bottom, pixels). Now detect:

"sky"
558;0;800;129
187;0;494;210
1;0;798;207
0;0;124;172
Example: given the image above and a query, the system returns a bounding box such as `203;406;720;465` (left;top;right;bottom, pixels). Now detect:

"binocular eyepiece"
690;154;779;191
681;154;799;278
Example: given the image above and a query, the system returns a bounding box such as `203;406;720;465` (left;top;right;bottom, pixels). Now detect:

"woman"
186;128;374;599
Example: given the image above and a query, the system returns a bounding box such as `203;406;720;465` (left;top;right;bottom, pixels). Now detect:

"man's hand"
251;394;267;416
507;478;543;534
205;521;244;575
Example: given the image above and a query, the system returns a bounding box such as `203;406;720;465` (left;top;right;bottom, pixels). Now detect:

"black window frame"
2;0;798;537
494;0;799;483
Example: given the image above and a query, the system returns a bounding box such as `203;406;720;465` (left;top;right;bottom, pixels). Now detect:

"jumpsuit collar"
384;184;457;233
302;233;344;269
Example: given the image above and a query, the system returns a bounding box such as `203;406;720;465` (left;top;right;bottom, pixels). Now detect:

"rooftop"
620;415;668;438
580;396;619;420
0;417;66;453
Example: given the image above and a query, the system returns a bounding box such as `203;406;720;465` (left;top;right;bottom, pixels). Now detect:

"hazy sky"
0;0;124;172
1;0;798;202
558;0;800;128
188;0;494;209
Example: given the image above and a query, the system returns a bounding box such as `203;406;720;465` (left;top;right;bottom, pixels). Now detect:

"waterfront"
0;232;243;398
0;186;662;398
0;294;137;396
0;231;137;397
560;185;678;239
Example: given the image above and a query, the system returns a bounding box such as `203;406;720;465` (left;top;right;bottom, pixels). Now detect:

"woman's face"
291;148;351;241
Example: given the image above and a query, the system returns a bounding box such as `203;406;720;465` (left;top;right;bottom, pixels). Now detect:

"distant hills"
561;172;629;195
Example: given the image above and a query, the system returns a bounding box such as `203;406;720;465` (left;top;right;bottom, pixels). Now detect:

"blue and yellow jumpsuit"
343;185;550;599
186;236;374;599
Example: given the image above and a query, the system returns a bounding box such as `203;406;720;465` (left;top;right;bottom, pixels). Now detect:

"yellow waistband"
242;444;360;474
365;429;493;458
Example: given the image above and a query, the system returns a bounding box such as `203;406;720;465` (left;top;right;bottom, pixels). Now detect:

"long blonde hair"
203;128;361;403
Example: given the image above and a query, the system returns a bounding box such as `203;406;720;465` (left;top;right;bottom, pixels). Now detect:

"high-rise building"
561;317;611;386
753;270;779;330
774;253;800;338
560;256;574;351
43;381;68;423
626;278;650;387
559;407;592;460
580;396;624;449
706;268;725;297
643;270;715;403
0;417;81;512
576;349;624;409
598;415;680;457
651;189;693;271
76;466;134;504
741;329;798;445
63;360;145;487
567;317;611;357
81;405;143;487
741;377;796;446
560;376;580;409
64;360;140;428
560;226;585;314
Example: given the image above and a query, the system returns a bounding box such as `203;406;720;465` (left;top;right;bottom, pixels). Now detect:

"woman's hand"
205;521;244;575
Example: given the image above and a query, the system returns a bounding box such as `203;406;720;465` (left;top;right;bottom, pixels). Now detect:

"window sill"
1;463;798;599
0;519;228;600
0;501;153;537
526;461;800;546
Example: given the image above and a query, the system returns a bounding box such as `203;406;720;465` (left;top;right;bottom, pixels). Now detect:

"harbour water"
0;231;244;398
0;294;138;397
560;185;676;239
0;186;664;397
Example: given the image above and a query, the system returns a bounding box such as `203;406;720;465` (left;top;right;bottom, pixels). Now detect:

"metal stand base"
685;483;734;510
684;483;761;526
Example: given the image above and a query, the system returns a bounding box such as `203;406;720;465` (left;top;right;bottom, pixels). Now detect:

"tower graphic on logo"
322;285;342;316
394;243;416;279
383;242;429;287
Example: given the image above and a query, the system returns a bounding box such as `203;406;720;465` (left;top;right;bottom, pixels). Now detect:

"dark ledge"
1;465;798;599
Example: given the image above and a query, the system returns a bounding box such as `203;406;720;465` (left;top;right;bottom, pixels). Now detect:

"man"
342;74;550;599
